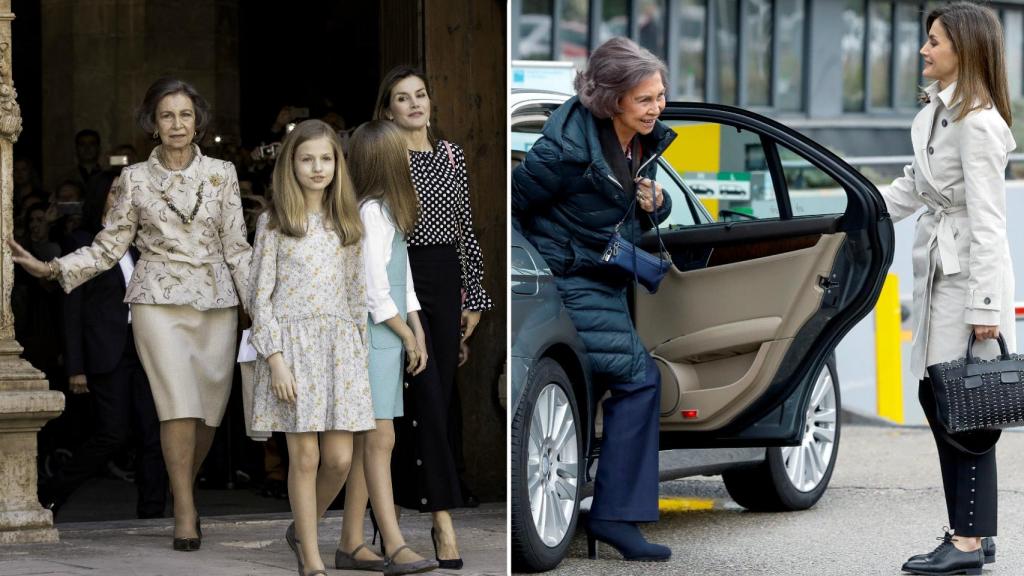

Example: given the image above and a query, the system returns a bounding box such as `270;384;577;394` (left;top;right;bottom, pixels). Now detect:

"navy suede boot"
585;519;670;561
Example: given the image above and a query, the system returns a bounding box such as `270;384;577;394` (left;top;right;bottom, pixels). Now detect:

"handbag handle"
614;186;669;260
965;331;1010;363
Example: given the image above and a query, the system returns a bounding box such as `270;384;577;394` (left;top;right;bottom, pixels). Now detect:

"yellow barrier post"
875;273;904;424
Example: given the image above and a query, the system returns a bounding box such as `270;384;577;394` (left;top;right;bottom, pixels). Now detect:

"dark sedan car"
509;90;895;572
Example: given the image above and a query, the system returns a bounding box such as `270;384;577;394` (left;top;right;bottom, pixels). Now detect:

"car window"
650;161;700;229
777;143;849;217
510;102;559;152
660;120;778;223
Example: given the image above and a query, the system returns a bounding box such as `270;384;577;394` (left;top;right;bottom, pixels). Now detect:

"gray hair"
574;37;668;119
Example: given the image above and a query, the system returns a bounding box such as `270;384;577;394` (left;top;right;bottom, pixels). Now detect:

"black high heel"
431;526;464;570
370;507;382;554
171;516;201;551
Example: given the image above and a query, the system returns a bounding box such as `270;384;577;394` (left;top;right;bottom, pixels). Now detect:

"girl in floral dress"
248;119;374;576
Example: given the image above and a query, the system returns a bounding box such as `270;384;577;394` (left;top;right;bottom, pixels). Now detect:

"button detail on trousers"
416;459;422;466
421;498;428;505
942;119;948;127
928;146;935;155
412;420;418;427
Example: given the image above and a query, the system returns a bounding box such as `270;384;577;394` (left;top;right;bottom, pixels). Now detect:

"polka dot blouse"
408;140;493;312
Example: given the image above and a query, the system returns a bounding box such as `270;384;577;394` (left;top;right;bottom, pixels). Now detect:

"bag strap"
442;140;455;168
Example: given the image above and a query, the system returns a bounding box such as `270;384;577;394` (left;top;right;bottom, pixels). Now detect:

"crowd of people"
14;69;490;575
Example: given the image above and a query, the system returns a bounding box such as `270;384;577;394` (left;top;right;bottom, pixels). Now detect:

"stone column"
0;0;65;545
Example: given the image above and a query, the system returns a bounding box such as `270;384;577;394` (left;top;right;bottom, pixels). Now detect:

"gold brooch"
208;173;224;187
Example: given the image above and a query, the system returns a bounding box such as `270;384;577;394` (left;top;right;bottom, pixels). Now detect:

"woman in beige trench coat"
881;4;1015;575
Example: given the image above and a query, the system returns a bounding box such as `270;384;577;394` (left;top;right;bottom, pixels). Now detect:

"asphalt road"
533;425;1024;576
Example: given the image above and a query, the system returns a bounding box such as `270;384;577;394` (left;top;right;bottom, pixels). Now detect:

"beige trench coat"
882;81;1016;379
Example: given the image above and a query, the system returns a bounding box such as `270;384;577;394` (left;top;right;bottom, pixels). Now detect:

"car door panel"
637;232;846;430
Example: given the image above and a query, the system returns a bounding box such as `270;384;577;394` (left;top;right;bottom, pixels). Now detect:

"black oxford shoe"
902;542;983;575
981;537;995;564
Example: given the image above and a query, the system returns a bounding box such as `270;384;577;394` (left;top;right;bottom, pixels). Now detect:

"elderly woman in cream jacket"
883;4;1015;575
10;78;250;552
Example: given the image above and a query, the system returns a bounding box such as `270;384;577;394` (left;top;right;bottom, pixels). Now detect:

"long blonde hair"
268;119;362;245
348;120;419;235
927;2;1012;125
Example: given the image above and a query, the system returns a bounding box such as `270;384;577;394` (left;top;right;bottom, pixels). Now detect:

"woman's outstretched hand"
7;238;51;279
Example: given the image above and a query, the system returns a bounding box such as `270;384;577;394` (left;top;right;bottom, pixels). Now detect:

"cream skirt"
132;303;237;426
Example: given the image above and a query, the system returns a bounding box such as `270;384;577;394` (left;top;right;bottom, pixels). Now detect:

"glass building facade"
512;0;1024;115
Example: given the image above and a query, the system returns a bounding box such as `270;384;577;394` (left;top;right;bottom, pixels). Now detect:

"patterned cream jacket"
882;81;1016;378
58;145;252;311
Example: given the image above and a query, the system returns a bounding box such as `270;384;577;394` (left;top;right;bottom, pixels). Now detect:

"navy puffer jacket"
512;96;675;386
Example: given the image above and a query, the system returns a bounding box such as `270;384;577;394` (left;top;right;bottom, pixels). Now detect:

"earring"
152;130;159;139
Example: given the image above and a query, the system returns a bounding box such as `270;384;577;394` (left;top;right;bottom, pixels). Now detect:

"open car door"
636;103;894;448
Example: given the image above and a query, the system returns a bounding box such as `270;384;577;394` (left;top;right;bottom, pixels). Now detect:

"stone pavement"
1;503;507;575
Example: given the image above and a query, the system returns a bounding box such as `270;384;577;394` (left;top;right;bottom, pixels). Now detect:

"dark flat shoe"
906;530;994;566
902;541;983;575
982;537;995;564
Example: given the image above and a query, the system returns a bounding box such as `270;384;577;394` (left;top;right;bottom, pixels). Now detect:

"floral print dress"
248;211;375;433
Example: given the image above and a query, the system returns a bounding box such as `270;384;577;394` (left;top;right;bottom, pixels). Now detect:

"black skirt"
392;245;463;512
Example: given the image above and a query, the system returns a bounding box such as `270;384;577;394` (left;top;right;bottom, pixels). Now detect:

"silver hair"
573;37;668;119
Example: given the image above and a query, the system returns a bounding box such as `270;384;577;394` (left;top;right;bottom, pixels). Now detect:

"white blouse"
359;200;421;324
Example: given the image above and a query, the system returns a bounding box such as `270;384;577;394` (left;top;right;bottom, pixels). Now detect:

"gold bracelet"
46;259;59;281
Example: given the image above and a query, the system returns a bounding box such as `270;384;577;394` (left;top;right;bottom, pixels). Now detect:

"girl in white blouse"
335;120;437;575
247;119;372;576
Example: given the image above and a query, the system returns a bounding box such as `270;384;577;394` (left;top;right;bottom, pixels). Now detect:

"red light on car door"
681;409;698;419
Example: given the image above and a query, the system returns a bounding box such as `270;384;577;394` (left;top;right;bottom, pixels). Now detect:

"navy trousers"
589;355;661;522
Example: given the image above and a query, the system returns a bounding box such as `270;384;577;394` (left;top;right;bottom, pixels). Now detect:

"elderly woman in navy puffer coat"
511;37;674;562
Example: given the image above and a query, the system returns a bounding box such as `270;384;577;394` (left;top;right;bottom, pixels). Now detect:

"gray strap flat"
335;542;387;571
383;544;441;576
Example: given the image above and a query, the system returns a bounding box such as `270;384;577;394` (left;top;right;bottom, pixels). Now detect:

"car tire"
722;358;841;512
511;357;583;572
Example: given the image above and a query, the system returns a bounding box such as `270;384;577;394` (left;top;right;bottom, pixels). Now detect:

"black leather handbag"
600;196;670;293
927;333;1024;434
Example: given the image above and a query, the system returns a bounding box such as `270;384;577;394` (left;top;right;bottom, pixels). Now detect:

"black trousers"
919;378;1000;537
392;245;463;512
49;333;168;518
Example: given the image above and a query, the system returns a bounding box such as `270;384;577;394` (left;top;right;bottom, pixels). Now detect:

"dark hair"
373;65;430;120
75;129;100;145
135;77;212;140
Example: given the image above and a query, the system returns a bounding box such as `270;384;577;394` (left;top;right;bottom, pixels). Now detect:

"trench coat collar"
146;144;204;192
924;80;961;110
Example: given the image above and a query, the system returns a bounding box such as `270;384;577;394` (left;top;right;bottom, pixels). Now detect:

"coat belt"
921;204;966;276
139;253;223;264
